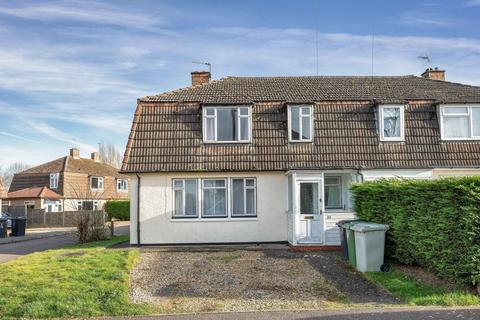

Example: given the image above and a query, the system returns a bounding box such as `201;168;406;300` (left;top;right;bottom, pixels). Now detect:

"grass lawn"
364;267;480;306
0;235;152;319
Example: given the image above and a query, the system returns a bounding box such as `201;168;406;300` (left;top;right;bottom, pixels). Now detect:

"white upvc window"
288;105;313;142
202;179;228;218
324;176;342;209
203;106;252;143
49;173;59;189
439;105;480;140
78;200;99;211
90;176;104;191
173;179;198;218
379;105;405;141
231;178;256;217
117;179;128;192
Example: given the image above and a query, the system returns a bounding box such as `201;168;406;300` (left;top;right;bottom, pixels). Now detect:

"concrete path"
100;307;480;320
0;222;129;263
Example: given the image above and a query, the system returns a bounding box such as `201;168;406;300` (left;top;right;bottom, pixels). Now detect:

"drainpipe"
136;173;141;246
356;167;364;183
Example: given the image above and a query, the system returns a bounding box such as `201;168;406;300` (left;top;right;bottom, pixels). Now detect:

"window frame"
379;104;405;142
90;176;104;191
231;178;257;218
172;179;199;218
49;172;59;189
202;105;252;143
288;105;314;143
171;177;257;220
439;104;480;141
117;179;128;192
324;176;343;209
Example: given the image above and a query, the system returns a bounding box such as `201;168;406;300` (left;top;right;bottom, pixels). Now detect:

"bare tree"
1;162;31;191
98;141;122;169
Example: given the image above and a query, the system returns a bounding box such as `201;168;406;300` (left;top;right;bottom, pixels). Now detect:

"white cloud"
465;0;480;6
399;12;456;27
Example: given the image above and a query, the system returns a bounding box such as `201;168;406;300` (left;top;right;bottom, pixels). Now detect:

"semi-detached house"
122;68;480;247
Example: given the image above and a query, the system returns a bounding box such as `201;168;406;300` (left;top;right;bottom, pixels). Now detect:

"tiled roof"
141;76;480;104
121;100;480;173
7;186;63;200
18;156;125;178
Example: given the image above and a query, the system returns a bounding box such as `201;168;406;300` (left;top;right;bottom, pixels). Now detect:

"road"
0;223;129;263
102;307;480;320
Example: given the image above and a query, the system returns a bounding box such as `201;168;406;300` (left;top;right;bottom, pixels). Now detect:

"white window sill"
289;140;313;143
441;138;480;141
203;141;252;144
380;138;405;142
170;217;258;222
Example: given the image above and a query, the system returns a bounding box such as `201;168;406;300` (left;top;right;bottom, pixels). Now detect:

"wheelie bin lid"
350;222;389;232
336;219;364;227
340;220;366;230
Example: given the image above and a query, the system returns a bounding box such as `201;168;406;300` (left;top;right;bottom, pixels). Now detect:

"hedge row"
350;177;480;286
104;200;130;221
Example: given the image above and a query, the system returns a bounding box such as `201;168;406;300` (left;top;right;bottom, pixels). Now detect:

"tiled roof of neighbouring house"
140;76;480;104
122;75;480;173
7;186;63;200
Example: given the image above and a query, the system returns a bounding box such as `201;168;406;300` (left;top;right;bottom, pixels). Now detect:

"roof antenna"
417;55;431;68
192;61;211;73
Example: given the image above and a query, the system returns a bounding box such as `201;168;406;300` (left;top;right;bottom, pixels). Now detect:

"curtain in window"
443;117;469;138
217;109;237;141
383;108;401;137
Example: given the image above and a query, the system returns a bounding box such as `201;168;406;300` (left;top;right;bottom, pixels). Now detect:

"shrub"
76;211;109;243
350;177;480;287
105;200;130;220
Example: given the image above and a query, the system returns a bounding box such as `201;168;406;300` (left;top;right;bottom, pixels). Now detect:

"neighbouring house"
122;68;480;246
6;148;129;215
0;178;5;211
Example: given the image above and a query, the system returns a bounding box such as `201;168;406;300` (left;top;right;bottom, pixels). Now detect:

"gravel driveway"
130;246;400;313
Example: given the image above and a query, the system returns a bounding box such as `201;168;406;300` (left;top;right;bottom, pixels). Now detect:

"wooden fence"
3;206;106;228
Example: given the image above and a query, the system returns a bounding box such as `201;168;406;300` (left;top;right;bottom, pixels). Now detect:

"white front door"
296;179;323;244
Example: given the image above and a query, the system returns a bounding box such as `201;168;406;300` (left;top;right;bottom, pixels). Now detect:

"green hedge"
104;200;130;221
350;177;480;287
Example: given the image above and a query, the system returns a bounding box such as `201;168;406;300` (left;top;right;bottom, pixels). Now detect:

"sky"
0;0;480;167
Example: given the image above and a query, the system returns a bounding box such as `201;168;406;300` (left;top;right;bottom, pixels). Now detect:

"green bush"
351;177;480;287
104;200;130;221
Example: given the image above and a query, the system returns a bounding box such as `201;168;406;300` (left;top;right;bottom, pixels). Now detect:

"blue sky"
1;0;480;167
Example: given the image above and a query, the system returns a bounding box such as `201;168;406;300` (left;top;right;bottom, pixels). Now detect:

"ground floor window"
77;200;99;211
172;177;257;219
324;176;342;209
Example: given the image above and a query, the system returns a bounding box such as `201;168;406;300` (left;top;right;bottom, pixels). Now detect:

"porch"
286;170;360;247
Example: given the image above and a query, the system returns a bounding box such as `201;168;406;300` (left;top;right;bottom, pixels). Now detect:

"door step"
289;245;342;251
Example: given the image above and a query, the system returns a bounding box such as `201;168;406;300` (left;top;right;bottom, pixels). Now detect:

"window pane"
301;107;311;115
184;180;197;216
325;177;340;185
300;183;318;215
245;179;255;187
83;201;93;211
291;107;300;140
91;177;98;189
444;107;468;115
206;108;215;116
206;117;215;141
246;189;255;215
232;179;244;215
473;107;480;137
203;189;226;216
383;107;401;138
173;180;183;188
325;185;341;208
301;116;311;140
239;107;249;116
174;190;183;216
217;109;237;141
240;117;249;141
443;117;469;138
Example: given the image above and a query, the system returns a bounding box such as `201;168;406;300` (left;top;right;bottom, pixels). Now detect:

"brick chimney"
70;148;80;159
91;152;101;162
421;67;445;81
191;71;211;86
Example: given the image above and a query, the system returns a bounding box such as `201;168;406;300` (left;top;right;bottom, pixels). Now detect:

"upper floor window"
203;106;251;143
49;173;59;189
117;179;128;192
440;105;480;140
288;105;313;142
90;176;104;191
379;105;405;141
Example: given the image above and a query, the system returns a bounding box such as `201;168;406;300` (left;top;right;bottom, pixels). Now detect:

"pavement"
99;307;480;320
0;221;129;263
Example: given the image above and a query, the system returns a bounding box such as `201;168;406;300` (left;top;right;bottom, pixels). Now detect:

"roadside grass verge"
365;267;480;306
0;236;152;319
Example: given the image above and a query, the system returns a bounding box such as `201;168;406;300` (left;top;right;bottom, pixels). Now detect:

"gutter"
136;173;141;246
